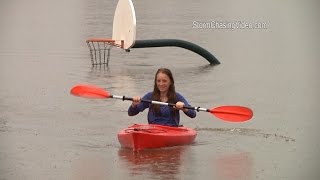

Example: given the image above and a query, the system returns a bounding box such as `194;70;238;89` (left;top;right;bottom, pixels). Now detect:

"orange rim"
86;38;124;49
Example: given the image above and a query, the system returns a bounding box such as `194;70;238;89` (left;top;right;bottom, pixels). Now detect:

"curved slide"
132;39;220;64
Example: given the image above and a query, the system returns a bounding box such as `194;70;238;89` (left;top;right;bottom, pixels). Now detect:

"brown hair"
151;68;177;116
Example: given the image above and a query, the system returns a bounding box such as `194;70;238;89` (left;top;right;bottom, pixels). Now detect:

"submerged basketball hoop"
86;0;136;66
86;0;220;66
86;38;124;65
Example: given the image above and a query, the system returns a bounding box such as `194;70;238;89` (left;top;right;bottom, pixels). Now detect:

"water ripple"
195;127;295;142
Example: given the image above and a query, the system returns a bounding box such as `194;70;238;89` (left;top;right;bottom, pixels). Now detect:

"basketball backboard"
112;0;136;49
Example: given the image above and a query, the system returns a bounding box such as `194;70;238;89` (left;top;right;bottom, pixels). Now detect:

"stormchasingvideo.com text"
192;20;267;30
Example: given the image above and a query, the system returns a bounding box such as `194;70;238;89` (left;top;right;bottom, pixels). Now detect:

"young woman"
128;68;196;127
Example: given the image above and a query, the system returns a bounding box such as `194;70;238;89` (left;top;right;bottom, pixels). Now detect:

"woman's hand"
175;101;188;112
131;96;141;108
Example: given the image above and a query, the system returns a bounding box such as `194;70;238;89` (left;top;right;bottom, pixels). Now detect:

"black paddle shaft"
111;95;209;112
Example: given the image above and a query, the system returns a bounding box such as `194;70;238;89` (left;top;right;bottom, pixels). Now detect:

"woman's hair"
151;68;177;116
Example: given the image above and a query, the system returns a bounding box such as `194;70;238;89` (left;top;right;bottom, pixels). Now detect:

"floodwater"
1;0;320;179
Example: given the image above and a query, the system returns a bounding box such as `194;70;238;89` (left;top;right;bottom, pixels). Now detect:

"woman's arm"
128;92;152;116
176;93;196;118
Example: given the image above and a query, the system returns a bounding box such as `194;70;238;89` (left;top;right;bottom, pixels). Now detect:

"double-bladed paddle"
70;84;253;122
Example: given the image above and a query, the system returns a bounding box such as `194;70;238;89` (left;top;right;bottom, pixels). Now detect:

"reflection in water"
118;147;187;180
86;66;139;93
86;61;217;83
214;152;253;180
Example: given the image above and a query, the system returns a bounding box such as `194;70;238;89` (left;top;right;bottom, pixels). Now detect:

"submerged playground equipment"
86;0;220;65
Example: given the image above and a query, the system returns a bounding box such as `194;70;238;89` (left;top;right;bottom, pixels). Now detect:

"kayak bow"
117;124;197;151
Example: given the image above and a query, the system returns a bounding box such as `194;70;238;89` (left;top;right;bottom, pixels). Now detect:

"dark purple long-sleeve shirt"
128;92;196;126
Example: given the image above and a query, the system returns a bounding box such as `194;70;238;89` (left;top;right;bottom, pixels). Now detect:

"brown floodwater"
1;0;319;179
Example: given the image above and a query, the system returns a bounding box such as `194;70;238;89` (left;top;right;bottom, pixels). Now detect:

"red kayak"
117;124;197;151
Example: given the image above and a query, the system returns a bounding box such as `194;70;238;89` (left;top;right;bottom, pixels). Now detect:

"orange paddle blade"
210;106;253;122
70;84;111;99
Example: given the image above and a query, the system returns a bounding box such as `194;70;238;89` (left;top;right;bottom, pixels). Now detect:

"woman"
128;68;196;127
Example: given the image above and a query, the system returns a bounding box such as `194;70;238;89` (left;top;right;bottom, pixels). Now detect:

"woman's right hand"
131;96;141;108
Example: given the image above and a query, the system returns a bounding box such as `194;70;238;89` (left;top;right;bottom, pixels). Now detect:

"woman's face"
156;72;171;93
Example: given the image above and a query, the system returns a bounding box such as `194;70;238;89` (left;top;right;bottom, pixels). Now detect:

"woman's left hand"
175;101;187;112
